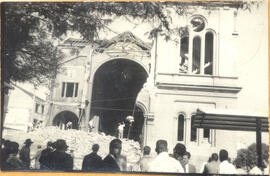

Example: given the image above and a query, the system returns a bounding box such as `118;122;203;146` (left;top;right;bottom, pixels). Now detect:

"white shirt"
148;152;184;173
186;164;189;173
218;160;236;174
249;166;262;175
118;124;125;131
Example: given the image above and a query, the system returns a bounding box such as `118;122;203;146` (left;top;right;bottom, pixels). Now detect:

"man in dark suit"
82;144;102;171
39;141;53;170
101;139;122;171
19;139;33;169
47;139;73;171
182;152;196;173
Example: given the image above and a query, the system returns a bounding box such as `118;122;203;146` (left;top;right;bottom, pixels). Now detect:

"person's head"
52;141;57;149
173;143;186;160
3;140;11;148
9;142;19;155
55;139;68;151
109;139;122;158
143;146;151;156
219;149;228;162
1;139;5;146
117;155;127;171
211;153;218;162
24;139;33;146
92;144;99;153
155;140;168;154
182;152;190;166
47;141;53;148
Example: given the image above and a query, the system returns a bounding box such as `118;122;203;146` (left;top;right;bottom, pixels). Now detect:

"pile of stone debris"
3;127;142;170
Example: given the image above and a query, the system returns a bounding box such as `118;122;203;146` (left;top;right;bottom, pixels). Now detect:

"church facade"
45;2;268;165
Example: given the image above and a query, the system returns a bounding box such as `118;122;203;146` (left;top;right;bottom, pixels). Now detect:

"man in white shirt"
148;140;184;173
218;149;236;174
118;122;125;139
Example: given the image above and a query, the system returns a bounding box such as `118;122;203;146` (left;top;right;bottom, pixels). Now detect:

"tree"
234;143;269;169
1;1;256;86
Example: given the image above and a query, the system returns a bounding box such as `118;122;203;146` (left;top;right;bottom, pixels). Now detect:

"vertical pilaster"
188;32;193;74
185;117;191;145
83;49;94;132
63;83;67;97
200;33;205;74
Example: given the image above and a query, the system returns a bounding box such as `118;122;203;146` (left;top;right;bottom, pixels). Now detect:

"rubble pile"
3;127;142;170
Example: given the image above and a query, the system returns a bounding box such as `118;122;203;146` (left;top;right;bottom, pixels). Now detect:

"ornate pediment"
98;31;152;51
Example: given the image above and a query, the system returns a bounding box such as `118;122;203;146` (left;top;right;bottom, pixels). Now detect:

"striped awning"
193;108;269;132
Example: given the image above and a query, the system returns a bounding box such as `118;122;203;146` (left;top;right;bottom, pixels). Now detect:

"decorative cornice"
156;82;242;94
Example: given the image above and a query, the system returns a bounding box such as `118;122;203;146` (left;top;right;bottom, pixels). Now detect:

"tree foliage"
1;1;257;85
234;143;269;169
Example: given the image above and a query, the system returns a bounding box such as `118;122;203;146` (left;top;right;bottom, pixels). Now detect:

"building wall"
143;3;269;167
4;84;47;131
47;2;268;169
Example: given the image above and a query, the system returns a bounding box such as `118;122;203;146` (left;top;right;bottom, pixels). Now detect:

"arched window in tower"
180;15;217;75
192;36;201;74
179;35;189;73
205;32;214;75
177;114;185;141
190;115;197;141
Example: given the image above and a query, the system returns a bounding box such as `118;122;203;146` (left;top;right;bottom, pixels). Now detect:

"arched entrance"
53;111;79;129
90;58;148;141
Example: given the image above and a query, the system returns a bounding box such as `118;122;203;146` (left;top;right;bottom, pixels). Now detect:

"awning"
193;108;269;168
193;108;269;132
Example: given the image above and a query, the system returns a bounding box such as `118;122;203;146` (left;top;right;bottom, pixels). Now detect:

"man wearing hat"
47;139;73;171
19;139;33;169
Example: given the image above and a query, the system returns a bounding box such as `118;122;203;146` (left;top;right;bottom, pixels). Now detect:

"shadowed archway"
90;59;148;140
53;111;79;129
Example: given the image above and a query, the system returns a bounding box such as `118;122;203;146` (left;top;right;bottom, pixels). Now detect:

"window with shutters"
61;82;79;98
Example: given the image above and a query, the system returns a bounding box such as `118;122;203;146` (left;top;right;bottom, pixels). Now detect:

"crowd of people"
1;137;269;175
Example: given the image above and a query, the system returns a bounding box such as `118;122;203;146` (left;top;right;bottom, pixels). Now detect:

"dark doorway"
90;59;148;140
53;111;79;129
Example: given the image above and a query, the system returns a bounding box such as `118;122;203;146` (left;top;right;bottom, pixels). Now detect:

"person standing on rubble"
88;119;94;132
82;144;102;171
47;139;73;171
117;122;125;139
101;139;122;171
66;121;72;129
19;139;33;169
